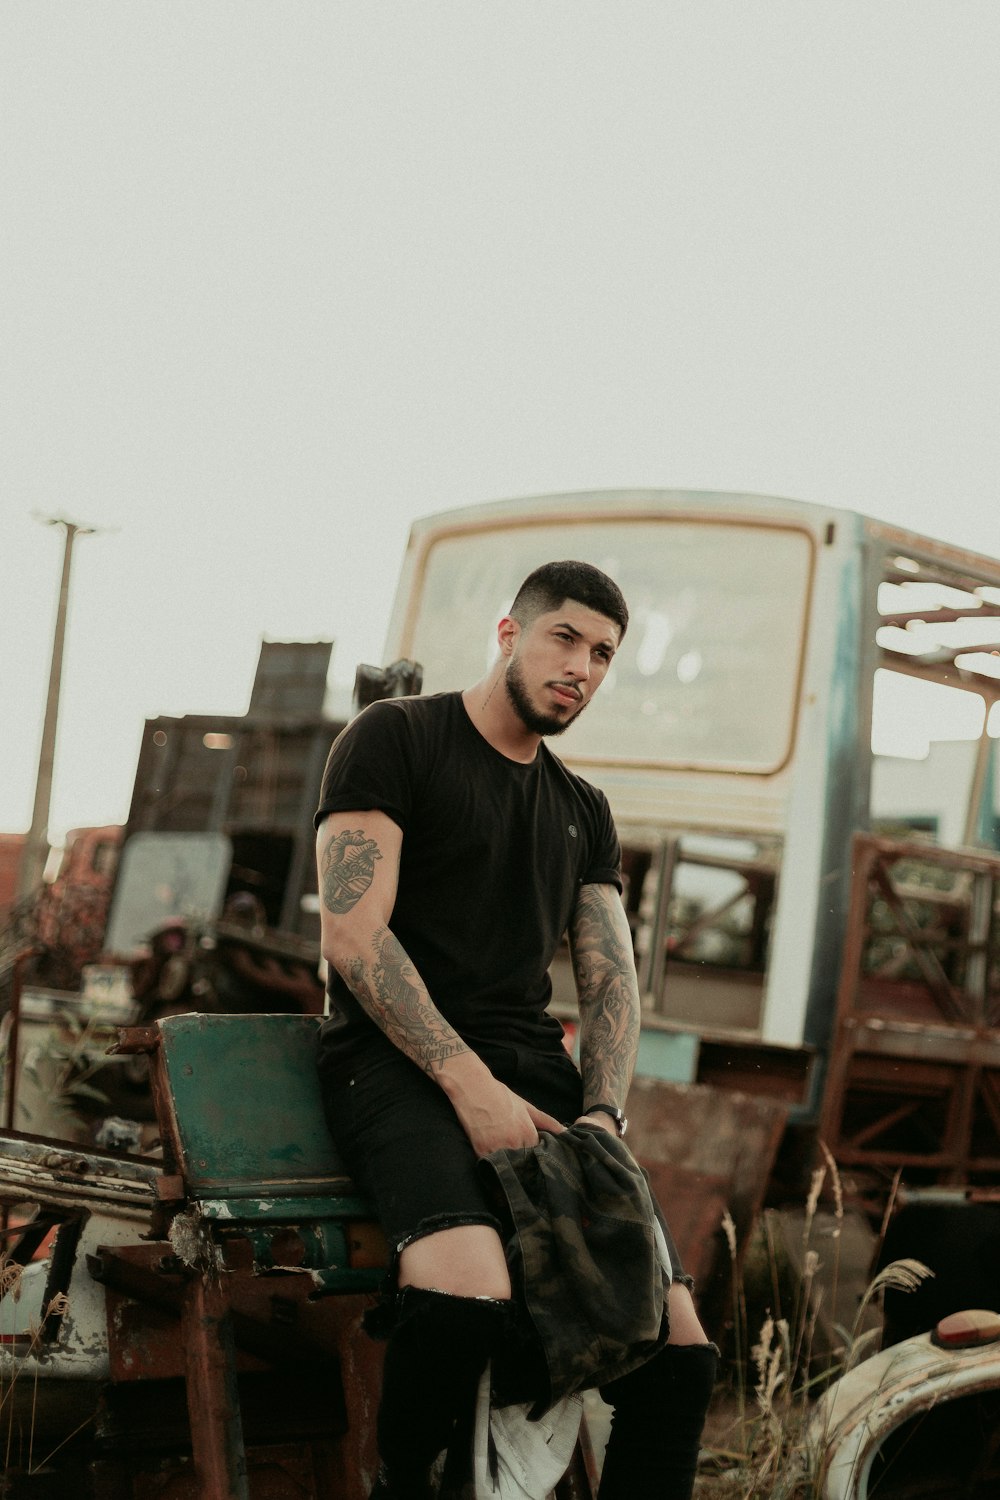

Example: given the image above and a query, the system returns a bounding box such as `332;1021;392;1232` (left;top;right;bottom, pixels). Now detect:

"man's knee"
398;1221;512;1299
601;1338;717;1416
376;1285;514;1487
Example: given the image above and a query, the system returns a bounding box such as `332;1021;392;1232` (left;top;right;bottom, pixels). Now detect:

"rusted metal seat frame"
821;835;1000;1189
111;1012;596;1499
111;1012;386;1500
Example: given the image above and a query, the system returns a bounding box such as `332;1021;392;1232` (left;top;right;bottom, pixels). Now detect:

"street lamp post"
16;517;97;902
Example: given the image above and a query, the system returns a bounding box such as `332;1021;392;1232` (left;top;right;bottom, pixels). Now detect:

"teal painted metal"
158;1013;352;1199
801;515;869;1060
308;1265;391;1294
633;1028;699;1084
154;1013;386;1293
569;1021;699;1086
976;737;998;847
196;1193;374;1222
223;1220;351;1272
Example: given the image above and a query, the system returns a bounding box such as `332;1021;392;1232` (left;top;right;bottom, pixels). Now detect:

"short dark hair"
510;560;629;640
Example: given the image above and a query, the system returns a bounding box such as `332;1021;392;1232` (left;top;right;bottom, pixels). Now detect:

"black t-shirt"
314;692;622;1064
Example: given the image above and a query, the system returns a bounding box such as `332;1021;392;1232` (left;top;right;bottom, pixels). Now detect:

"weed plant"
698;1150;932;1499
0;1255;89;1484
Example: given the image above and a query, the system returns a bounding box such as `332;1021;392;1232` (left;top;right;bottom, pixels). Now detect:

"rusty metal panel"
101;1241;379;1383
625;1076;786;1333
181;1271;249;1500
248;642;332;718
822;834;1000;1186
100;1249;382;1499
101;1241;206;1384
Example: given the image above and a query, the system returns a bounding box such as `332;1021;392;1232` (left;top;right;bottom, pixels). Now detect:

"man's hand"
449;1073;564;1157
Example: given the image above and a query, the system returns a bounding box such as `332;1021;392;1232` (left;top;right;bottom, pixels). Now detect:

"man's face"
502;602;621;737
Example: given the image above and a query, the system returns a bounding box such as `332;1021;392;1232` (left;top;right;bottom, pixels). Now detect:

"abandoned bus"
382;488;1000;1191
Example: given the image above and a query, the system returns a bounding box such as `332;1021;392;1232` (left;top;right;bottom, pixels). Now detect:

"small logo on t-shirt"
568;824;578;838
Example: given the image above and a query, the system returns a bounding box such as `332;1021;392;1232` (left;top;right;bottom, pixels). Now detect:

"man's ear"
498;616;520;656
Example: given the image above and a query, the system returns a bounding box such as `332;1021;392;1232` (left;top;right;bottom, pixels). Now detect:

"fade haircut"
509;560;629;641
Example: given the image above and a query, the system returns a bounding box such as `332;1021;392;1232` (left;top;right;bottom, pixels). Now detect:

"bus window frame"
398;510;819;778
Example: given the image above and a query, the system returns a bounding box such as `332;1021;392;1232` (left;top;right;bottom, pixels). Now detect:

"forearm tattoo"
321;828;382;914
570;885;641;1107
344;927;468;1076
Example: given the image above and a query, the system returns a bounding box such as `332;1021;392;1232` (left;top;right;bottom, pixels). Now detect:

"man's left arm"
569;882;641;1131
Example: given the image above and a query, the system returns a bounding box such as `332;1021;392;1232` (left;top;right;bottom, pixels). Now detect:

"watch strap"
585;1103;628;1138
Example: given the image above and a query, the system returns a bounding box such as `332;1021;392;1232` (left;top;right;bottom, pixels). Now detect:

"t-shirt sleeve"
581;791;623;894
314;701;414;833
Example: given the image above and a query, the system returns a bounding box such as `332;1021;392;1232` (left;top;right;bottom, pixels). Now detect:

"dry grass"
0;1252;92;1480
697;1151;932;1499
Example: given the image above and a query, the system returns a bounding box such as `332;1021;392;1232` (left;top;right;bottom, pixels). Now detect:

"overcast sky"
3;3;999;843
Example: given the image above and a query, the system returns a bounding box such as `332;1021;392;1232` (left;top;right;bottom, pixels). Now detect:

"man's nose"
566;646;590;681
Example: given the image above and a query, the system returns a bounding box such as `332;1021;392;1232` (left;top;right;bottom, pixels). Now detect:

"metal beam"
18;518;97;899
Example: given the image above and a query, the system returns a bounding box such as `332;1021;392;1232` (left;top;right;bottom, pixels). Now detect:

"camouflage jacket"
480;1123;671;1416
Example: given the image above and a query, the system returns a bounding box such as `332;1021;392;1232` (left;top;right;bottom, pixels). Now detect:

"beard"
504;656;588;737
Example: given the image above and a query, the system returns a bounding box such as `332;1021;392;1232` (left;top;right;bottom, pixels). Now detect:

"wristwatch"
584;1103;628;1138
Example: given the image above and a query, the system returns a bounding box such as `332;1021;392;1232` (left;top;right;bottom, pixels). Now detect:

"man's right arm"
315;810;560;1153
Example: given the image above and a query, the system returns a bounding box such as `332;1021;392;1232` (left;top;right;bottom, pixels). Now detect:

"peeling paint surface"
0;1131;158;1383
811;1331;1000;1499
168;1206;225;1271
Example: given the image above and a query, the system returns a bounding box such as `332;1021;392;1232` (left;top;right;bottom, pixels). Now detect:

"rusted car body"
810;1315;1000;1498
0;1014;386;1497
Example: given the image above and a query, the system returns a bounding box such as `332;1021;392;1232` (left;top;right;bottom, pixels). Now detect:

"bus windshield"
405;517;813;772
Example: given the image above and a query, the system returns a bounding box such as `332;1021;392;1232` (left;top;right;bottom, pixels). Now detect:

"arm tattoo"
570;885;641;1108
320;828;382;914
343;927;468;1076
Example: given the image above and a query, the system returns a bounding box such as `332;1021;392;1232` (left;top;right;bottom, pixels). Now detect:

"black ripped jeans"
318;1033;706;1496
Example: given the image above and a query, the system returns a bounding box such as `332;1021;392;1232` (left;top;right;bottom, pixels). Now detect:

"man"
314;561;717;1498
